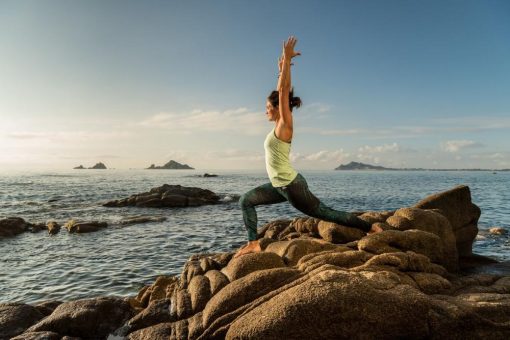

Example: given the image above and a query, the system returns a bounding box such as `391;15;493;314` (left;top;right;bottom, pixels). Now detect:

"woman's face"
265;101;279;122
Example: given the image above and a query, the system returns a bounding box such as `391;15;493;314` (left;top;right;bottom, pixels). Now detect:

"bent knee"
239;193;252;209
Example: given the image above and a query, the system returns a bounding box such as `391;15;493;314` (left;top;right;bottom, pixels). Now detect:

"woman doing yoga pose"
235;36;381;258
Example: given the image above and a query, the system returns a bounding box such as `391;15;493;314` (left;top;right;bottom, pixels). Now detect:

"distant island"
73;162;107;169
147;160;194;170
335;161;509;172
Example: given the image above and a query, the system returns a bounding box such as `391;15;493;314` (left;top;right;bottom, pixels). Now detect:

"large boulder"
0;303;45;339
317;221;366;243
264;238;340;266
385;208;458;271
25;296;134;338
226;269;432;339
414;185;481;256
103;184;220;208
0;217;31;237
221;252;285;281
358;229;457;271
225;268;510;339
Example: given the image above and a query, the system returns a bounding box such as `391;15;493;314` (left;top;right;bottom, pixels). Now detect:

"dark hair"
267;88;302;111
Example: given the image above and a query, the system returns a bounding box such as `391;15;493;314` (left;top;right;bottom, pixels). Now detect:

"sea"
0;169;509;304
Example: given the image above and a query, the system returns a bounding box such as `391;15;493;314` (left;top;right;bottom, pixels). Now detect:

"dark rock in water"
0;217;32;237
119;215;167;226
103;184;220;208
89;162;107;169
64;219;108;233
147;160;194;170
203;173;218;177
0;303;46;339
28;222;47;233
73;165;85;169
24;296;134;339
490;227;508;235
46;221;61;235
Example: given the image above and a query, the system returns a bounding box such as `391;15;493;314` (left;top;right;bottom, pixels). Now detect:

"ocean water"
0;169;509;304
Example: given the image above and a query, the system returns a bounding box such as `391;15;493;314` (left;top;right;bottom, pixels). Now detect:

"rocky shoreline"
1;185;510;339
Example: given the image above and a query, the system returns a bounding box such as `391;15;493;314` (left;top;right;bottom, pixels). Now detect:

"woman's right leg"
281;173;372;232
239;183;287;241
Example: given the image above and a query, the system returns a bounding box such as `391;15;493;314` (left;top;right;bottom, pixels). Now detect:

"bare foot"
233;240;262;259
367;224;384;235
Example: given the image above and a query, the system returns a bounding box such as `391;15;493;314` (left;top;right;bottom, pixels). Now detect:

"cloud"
291;149;350;163
205;149;264;162
138;107;267;135
441;140;484;152
5;130;132;142
358;142;400;153
355;143;401;165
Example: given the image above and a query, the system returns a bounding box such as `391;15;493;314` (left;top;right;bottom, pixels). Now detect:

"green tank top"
264;127;298;187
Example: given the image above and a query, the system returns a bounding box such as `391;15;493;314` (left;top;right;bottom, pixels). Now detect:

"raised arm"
276;36;300;136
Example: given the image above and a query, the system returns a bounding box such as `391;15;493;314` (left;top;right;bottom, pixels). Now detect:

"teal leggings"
239;173;372;240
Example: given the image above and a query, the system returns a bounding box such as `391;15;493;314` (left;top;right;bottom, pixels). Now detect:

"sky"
1;0;509;170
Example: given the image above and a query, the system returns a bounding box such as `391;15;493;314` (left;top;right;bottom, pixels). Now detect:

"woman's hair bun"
289;88;302;111
290;96;302;109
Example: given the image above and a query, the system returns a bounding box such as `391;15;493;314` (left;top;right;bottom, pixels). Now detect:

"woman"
235;36;378;258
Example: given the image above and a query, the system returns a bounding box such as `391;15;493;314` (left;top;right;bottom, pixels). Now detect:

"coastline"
2;185;510;339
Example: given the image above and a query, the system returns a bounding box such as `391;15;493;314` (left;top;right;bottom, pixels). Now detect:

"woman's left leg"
278;173;372;232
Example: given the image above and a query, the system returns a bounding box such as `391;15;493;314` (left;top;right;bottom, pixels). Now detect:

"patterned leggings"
239;173;372;240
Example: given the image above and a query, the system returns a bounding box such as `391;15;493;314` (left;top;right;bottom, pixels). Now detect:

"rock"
0;303;45;339
89;162;107;169
264;238;339;266
146;160;194;170
64;220;107;233
28;222;46;233
46;221;60;235
25;296;133;338
202;268;302;329
414;185;481;256
489;227;508;235
188;275;211;313
221;252;286;282
290;216;320;234
148;276;179;303
358;229;455;270
103;184;220;208
203;173;218;177
127;322;172;340
0;217;31;237
204;270;230;296
226;269;432;339
10;331;61;340
257;219;292;239
119;216;167;226
73;165;85;169
358;211;394;224
317;221;366;243
127;298;173;334
33;300;63;316
385;208;458;271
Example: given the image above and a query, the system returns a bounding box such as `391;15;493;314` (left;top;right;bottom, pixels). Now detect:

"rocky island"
1;186;509;339
73;162;107;169
335;161;391;170
147;160;194;170
335;161;510;172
